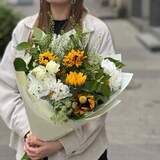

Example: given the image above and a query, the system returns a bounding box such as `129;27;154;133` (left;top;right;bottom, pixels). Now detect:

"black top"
52;20;68;35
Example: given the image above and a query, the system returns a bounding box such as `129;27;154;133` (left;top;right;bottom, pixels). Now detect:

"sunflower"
73;94;96;116
39;51;58;65
63;49;85;68
65;71;87;86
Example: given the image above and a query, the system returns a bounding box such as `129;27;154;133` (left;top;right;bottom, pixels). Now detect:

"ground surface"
1;0;160;159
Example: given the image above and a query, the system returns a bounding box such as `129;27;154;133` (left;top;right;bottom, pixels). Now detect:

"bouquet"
14;24;133;160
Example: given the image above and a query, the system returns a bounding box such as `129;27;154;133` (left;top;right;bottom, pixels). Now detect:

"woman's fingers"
24;142;42;159
25;139;48;158
26;134;44;147
24;135;62;160
25;141;37;155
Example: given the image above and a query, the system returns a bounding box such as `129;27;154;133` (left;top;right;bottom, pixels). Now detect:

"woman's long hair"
38;0;86;32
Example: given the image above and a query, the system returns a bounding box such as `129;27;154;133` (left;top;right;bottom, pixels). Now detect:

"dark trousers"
44;150;108;160
98;150;108;160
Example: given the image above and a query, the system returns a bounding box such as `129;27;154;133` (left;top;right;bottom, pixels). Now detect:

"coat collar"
23;12;94;33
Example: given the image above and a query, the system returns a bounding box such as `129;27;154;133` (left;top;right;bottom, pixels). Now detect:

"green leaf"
32;27;45;42
21;153;31;160
14;58;27;72
107;57;125;69
28;56;35;71
39;33;52;51
96;78;111;97
30;48;40;60
95;69;104;79
100;80;111;97
16;42;31;51
83;80;98;92
96;94;106;105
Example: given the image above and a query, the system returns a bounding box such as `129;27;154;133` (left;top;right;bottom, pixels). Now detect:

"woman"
0;0;115;160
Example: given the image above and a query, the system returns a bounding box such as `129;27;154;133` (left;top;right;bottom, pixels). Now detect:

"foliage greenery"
0;2;21;57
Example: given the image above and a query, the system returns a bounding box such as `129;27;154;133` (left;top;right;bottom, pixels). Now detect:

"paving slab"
137;33;160;51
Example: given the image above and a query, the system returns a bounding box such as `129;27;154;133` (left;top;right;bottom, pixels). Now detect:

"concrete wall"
142;0;150;20
150;0;160;26
126;0;160;28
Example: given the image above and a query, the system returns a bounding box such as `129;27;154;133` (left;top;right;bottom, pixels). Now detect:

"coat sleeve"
59;24;115;157
0;24;30;138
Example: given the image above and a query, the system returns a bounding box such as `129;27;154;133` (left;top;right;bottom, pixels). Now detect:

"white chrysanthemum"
109;70;122;91
46;61;60;74
31;65;46;80
101;59;117;75
28;73;71;101
49;79;71;101
28;73;50;99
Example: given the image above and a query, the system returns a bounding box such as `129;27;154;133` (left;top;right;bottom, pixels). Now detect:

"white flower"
101;59;117;75
109;70;122;91
46;61;60;74
32;65;46;80
28;72;71;101
49;79;71;101
101;59;122;91
28;73;49;98
50;34;70;57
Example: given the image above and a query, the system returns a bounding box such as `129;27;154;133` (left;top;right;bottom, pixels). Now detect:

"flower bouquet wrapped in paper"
14;24;133;160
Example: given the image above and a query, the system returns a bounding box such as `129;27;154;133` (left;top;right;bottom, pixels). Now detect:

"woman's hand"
24;133;63;160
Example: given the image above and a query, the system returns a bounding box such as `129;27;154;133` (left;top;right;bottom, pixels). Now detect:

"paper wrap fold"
15;71;133;141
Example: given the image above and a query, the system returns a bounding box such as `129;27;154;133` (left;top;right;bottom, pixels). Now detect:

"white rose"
32;65;46;80
46;61;60;74
109;70;122;91
101;59;117;75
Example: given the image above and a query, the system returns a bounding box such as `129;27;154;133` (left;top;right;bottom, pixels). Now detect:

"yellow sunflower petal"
63;49;85;68
65;72;87;86
39;51;58;65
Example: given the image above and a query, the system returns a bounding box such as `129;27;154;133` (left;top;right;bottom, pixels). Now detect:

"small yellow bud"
79;96;87;104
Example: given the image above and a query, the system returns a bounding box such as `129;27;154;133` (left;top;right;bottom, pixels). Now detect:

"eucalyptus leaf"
32;27;45;42
14;58;27;72
16;42;31;51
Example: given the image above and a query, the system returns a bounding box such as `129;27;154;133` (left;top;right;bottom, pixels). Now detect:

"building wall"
142;0;150;20
126;0;160;28
150;0;160;26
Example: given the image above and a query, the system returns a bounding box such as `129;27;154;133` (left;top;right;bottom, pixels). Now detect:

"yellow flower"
79;96;87;104
39;51;58;65
73;94;96;116
65;72;87;86
63;49;85;68
74;107;88;115
87;95;96;110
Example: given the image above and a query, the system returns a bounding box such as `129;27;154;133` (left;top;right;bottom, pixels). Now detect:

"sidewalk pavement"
105;19;160;160
1;0;160;160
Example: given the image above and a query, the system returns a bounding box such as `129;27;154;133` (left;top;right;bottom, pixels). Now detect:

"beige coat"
0;13;115;160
